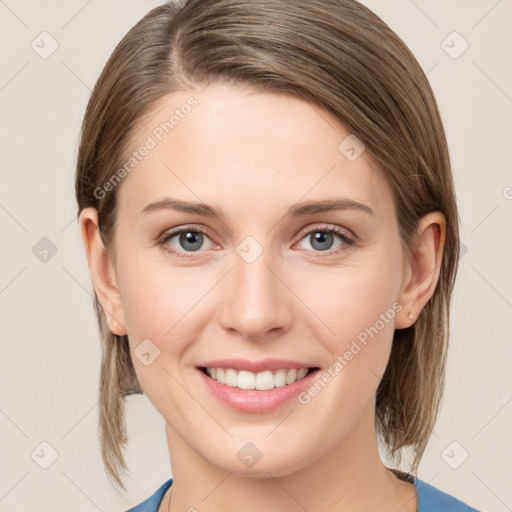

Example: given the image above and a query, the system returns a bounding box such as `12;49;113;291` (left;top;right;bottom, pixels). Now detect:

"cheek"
119;258;204;343
298;256;401;345
115;257;202;403
293;264;401;430
293;250;403;400
115;248;222;395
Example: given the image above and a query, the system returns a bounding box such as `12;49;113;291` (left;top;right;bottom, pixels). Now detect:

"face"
107;82;410;476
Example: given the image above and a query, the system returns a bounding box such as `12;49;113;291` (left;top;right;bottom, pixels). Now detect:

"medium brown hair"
75;0;459;491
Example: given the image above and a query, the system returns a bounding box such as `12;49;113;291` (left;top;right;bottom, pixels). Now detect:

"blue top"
126;474;480;511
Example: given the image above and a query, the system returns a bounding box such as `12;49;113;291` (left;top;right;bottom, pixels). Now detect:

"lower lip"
196;367;320;413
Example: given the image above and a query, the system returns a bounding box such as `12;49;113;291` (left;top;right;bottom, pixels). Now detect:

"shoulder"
125;476;481;512
415;477;480;512
125;479;173;512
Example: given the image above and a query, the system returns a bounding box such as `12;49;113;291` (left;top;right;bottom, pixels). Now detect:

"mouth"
198;366;320;391
196;364;321;413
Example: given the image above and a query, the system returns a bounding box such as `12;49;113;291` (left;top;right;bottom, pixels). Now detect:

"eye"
295;224;356;254
159;226;216;255
158;223;356;257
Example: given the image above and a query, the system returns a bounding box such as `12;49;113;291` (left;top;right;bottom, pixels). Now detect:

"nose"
218;248;294;342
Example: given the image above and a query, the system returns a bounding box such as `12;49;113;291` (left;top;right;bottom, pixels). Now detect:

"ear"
395;211;446;329
79;207;127;336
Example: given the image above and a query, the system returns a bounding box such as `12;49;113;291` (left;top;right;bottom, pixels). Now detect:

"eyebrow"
141;197;374;218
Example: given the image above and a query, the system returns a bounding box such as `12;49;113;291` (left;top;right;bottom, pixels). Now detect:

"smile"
200;367;315;390
196;360;321;413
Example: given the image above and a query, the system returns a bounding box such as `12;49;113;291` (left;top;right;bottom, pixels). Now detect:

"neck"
160;401;417;512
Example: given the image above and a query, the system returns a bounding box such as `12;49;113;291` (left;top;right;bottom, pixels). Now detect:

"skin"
80;82;445;512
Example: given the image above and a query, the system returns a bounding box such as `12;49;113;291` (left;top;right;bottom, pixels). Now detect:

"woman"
76;0;480;510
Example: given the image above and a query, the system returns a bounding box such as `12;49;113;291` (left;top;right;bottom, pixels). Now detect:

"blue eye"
311;231;335;251
161;229;215;254
297;227;355;253
159;224;355;257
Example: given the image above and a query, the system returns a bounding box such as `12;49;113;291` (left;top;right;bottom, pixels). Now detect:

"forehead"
116;82;393;221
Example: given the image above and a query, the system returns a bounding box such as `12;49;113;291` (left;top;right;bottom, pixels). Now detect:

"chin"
202;440;312;479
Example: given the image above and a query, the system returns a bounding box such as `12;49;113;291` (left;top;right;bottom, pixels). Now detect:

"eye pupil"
180;231;203;251
311;231;333;251
166;228;346;255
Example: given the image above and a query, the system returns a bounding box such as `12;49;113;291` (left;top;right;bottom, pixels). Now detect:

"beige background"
1;0;511;510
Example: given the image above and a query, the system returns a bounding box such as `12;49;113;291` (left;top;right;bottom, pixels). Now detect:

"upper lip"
198;358;317;373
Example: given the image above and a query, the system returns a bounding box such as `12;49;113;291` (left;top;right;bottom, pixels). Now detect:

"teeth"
286;369;297;384
225;368;238;387
238;370;256;390
205;367;311;390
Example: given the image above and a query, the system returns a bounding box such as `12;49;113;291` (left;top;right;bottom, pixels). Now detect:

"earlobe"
79;208;127;336
395;212;446;329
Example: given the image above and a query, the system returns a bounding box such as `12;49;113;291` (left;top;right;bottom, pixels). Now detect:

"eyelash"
158;223;357;258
